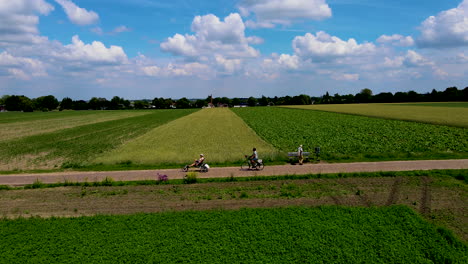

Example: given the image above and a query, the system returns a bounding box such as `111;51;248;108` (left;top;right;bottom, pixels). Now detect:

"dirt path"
1;159;467;186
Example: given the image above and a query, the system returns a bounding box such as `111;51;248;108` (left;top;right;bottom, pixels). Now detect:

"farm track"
1;159;467;186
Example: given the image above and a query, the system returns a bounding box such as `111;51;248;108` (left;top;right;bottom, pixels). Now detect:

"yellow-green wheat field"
93;108;279;165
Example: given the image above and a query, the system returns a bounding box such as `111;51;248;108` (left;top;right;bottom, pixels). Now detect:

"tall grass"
93;108;280;165
283;103;468;128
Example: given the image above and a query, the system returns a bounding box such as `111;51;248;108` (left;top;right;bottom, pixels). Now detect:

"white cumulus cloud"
53;35;127;65
0;0;53;47
377;34;414;47
0;51;47;79
160;13;259;59
292;31;376;61
142;62;212;79
54;0;99;25
417;0;468;48
238;0;332;27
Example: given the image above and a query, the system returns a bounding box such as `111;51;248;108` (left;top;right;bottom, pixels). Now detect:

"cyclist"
248;148;258;168
187;154;205;168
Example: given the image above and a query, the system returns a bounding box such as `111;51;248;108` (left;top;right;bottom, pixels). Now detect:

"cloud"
403;50;433;67
54;0;99;25
331;73;359;81
417;0;468;48
215;55;242;73
238;0;332;27
377;34;414;47
51;35;128;66
113;25;131;33
91;25;132;36
141;62;213;79
383;50;433;68
292;31;376;61
277;54;300;69
0;0;53;47
160;13;259;59
0;51;47;79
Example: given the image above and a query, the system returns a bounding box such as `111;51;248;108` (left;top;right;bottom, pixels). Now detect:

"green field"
0;110;196;171
232;107;468;161
283;102;468;128
94;108;279;165
0;111;151;141
0;206;466;263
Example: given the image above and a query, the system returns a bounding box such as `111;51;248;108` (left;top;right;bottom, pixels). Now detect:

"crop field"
0;111;151;142
232;107;468;161
0;206;466;263
283;102;468;128
0;110;196;171
94;108;279;166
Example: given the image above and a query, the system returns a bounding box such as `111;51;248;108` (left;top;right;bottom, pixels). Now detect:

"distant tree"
134;100;149;109
407;90;420;102
442;87;459;101
60;97;73;110
355;88;373;103
259;95;269;106
341;94;355;104
463;87;468;101
247;96;258;106
232;97;241;106
176;97;191;108
0;95;8;105
34;95;59;111
109;96;122;110
373;92;393;103
321;92;332;104
88;97;101;110
73;100;88;110
5;95;33;112
393;92;408;102
219;97;231;106
164;98;174;108
194;99;207;108
122;99;131;109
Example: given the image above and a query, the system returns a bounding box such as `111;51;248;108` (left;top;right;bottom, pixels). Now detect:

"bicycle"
182;162;209;172
241;155;264;170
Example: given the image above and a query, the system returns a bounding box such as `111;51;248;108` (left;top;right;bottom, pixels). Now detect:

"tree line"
0;86;466;112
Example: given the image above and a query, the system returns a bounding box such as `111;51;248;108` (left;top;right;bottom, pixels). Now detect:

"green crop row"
0;206;465;263
0;109;197;171
231;107;468;162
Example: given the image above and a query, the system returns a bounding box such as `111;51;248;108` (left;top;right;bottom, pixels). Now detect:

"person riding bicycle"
188;154;205;168
248;148;258;168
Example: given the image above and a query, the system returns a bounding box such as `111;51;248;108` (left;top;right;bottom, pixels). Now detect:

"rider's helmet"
200;154;204;157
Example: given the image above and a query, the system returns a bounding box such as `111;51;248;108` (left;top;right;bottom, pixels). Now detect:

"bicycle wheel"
256;162;264;170
182;165;189;172
241;161;250;170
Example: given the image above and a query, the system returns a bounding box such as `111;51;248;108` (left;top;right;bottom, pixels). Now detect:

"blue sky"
0;0;467;100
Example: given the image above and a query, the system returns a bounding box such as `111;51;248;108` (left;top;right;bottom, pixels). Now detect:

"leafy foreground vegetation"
0;206;468;263
0;206;466;263
232;107;468;162
0;109;196;171
94;108;279;166
284;102;468;128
